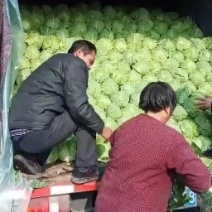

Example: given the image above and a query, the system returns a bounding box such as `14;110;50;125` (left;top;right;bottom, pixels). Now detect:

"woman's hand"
196;96;212;110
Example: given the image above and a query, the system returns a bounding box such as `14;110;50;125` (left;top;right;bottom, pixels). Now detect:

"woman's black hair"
139;81;177;113
68;40;97;54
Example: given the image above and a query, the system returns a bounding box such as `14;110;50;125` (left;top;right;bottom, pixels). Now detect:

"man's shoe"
14;154;44;175
71;165;99;184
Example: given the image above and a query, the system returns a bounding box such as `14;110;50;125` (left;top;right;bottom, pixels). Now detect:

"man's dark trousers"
11;111;97;167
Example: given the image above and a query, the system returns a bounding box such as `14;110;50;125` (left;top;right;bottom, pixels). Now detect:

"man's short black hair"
68;40;97;54
139;81;177;113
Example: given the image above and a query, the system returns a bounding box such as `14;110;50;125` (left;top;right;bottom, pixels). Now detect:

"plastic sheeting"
0;0;32;211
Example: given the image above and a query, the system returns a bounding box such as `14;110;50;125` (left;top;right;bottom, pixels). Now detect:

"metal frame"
28;181;212;211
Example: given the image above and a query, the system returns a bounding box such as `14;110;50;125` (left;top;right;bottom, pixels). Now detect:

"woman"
95;82;211;212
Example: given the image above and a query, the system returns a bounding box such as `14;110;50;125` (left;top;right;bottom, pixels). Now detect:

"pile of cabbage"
16;3;212;167
15;3;212;209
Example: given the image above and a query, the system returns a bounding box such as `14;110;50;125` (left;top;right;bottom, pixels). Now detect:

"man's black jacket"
9;53;104;134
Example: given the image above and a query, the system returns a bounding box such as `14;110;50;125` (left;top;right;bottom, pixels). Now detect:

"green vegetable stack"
14;2;212;210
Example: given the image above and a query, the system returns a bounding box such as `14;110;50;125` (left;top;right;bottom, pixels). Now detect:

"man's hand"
101;127;113;141
196;96;212;110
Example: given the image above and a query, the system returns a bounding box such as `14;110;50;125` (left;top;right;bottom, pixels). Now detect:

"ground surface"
23;162;74;187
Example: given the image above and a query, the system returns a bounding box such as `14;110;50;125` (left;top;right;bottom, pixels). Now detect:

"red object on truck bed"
31;181;100;198
28;181;100;212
